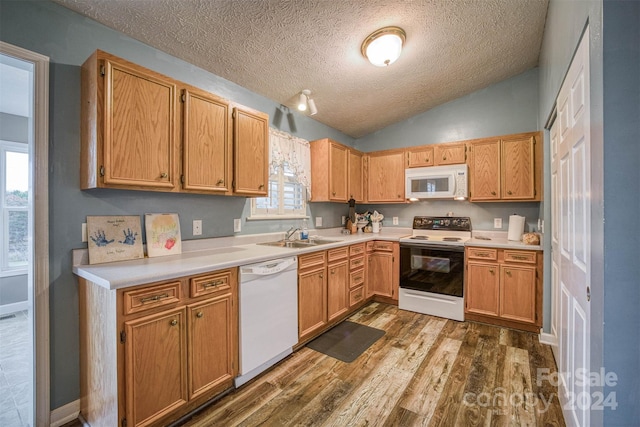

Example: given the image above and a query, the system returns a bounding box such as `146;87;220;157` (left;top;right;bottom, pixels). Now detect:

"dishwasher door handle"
240;256;297;276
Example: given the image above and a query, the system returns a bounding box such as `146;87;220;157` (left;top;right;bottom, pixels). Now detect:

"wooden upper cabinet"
329;143;348;201
310;138;361;202
407;146;434;168
468;132;540;201
81;50;179;191
232;105;269;196
469;139;501;201
434;142;466;165
348;150;364;202
502;136;536;200
366;151;406;203
182;88;232;194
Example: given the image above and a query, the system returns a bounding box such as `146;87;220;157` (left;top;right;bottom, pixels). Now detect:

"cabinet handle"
489;269;495;274
331;269;335;275
332;191;336;196
140;293;169;303
475;252;491;257
319;274;324;279
160;172;168;179
512;255;528;260
196;312;204;318
507;190;513;195
170;319;178;326
203;279;224;288
216;179;224;185
505;270;512;277
354;276;363;282
491;191;496;195
259;184;265;190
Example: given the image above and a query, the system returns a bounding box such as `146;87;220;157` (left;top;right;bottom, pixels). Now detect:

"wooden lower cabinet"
298;265;327;341
78;268;238;427
465;247;541;332
327;259;349;322
367;241;400;302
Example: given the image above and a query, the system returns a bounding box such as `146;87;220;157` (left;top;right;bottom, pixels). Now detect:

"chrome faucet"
285;226;301;241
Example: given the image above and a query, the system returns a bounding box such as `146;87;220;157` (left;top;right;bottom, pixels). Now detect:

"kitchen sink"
258;238;341;248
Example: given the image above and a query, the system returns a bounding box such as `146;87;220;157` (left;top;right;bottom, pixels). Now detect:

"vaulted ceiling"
54;0;549;138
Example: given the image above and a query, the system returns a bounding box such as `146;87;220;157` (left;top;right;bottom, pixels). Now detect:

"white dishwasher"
235;256;298;387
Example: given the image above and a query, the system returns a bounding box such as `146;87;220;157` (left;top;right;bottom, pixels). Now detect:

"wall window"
251;128;311;219
1;141;29;276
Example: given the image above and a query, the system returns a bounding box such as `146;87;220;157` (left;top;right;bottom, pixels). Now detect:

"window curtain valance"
269;127;312;199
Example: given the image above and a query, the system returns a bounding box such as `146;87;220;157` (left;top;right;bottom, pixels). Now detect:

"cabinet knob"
332;191;336;196
505;270;512;276
170;319;178;326
507;190;513;195
319;274;324;279
397;194;401;198
160;172;168;179
489;269;495;274
196;312;204;318
259;184;265;190
443;156;447;160
216;179;224;185
491;191;496;196
331;269;335;275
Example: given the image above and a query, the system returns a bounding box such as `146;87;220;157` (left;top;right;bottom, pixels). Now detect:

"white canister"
508;215;526;241
372;222;380;233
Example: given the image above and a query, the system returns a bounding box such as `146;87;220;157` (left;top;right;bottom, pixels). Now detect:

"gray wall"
538;0;640;423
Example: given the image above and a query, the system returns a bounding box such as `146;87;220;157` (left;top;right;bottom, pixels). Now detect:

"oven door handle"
400;242;465;253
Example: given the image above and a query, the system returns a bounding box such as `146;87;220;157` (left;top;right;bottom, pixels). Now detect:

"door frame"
0;41;50;426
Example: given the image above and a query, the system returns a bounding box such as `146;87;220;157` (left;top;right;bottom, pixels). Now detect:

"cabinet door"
369;252;394;298
366;152;405;202
469;140;501;201
407;147;434;167
233;106;269;196
182;88;232;193
348;150;364;202
103;58;178;190
298;268;327;340
327;260;349;322
465;262;500;317
499;264;536;324
434;143;466;165
125;308;187;427
188;292;237;400
501;136;535;199
329;143;348;201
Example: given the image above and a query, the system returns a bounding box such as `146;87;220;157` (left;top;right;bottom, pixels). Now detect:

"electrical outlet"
193;220;202;236
540;219;545;234
234;218;241;233
494;218;502;229
315;217;322;227
341;216;346;225
393;217;399;225
82;223;87;243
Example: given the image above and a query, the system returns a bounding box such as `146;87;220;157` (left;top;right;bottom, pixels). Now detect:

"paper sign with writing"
145;213;182;257
86;216;144;264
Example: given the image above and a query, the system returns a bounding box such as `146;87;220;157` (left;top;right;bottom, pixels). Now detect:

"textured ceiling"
53;0;549;139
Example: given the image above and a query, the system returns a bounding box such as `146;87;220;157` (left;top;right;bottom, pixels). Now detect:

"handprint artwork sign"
145;213;182;257
86;216;144;264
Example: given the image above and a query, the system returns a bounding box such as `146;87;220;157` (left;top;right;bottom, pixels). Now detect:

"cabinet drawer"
467;247;498;260
504;250;536;264
349;243;365;257
350;256;365;271
349;286;365;307
123;281;181;315
366;241;375;252
328;246;348;262
372;241;394;252
350;269;365;289
299;251;326;270
190;270;232;298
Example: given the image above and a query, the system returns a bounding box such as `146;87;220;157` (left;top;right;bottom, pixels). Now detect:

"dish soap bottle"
301;219;309;240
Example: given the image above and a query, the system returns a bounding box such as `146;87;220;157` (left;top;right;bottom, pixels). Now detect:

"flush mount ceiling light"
361;26;406;67
297;89;318;115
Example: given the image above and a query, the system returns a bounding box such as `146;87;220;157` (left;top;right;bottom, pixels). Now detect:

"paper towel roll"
508;215;525;241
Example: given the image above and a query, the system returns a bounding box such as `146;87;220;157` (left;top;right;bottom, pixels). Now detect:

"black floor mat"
306;321;385;363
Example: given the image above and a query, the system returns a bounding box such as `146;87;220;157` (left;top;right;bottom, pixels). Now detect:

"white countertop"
73;227;543;290
73;228;411;290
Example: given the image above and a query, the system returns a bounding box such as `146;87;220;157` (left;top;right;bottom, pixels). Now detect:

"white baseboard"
0;301;29;316
50;399;80;427
539;331;558;346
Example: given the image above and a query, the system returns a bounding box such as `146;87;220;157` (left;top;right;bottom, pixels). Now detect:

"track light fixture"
297;89;317;115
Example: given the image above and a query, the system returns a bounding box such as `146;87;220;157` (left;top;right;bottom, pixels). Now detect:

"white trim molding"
539;330;558;346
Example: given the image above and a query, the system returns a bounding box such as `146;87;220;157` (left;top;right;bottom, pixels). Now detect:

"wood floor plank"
179;303;565;427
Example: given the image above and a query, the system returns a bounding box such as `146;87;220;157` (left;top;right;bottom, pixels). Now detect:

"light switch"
393;217;399;225
234;218;241;233
315;217;322;227
494;218;502;229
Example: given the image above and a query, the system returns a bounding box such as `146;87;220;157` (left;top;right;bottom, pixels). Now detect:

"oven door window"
400;245;464;297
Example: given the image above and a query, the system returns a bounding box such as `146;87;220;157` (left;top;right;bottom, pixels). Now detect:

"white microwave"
405;164;468;200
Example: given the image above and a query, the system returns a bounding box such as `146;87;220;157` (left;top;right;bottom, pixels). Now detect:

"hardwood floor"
181;302;565;427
